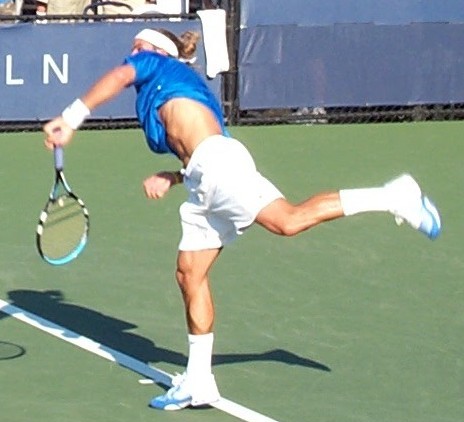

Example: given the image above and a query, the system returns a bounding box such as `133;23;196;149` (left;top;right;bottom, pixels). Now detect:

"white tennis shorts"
178;135;284;251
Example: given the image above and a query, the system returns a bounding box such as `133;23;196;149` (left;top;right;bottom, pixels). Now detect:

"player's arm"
143;171;184;200
81;64;136;111
44;64;136;149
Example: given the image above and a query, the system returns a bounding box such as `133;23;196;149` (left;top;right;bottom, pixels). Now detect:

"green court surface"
0;122;462;422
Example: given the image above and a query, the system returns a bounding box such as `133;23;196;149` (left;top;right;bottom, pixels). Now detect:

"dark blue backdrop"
240;0;464;26
238;0;464;109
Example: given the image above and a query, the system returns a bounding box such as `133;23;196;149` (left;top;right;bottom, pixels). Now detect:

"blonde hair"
155;28;200;61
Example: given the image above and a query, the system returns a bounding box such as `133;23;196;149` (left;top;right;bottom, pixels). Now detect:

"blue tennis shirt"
124;51;228;156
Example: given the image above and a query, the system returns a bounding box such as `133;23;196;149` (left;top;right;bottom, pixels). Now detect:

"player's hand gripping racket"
36;146;89;265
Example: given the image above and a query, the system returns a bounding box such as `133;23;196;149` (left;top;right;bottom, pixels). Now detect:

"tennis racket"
36;146;89;265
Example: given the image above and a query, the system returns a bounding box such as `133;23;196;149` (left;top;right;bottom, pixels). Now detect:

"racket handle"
54;146;64;170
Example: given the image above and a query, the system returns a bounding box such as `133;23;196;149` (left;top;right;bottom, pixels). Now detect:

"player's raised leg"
256;173;441;239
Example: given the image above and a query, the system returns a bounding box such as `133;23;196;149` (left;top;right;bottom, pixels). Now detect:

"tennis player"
43;27;441;411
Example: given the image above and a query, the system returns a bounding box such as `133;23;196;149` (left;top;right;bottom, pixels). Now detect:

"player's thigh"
176;248;222;283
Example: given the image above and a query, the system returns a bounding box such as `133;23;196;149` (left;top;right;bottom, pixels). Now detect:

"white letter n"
43;54;69;84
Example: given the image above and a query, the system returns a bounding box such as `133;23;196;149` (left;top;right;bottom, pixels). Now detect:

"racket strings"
40;195;88;260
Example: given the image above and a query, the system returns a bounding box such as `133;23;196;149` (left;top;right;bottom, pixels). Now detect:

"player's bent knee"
175;268;188;289
256;201;307;236
257;213;307;236
276;222;302;237
175;267;204;293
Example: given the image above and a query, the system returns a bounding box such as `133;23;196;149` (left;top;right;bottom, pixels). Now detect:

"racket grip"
54;146;64;170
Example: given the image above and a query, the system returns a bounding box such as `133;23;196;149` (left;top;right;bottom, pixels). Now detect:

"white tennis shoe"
384;173;441;239
149;372;220;411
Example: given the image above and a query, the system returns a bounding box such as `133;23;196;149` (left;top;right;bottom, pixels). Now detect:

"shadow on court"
1;289;330;372
0;340;26;360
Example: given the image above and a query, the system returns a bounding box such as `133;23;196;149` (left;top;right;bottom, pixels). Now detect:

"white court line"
0;299;280;422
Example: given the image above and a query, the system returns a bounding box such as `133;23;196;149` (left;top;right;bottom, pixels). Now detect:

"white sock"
339;187;389;216
185;333;214;378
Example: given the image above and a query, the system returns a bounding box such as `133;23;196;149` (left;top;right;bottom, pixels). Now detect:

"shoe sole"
419;196;441;240
149;399;192;411
394;196;441;240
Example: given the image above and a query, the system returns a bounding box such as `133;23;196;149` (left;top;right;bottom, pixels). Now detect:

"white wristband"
61;99;90;130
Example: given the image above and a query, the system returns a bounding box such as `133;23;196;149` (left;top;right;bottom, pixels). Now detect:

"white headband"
134;29;179;58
